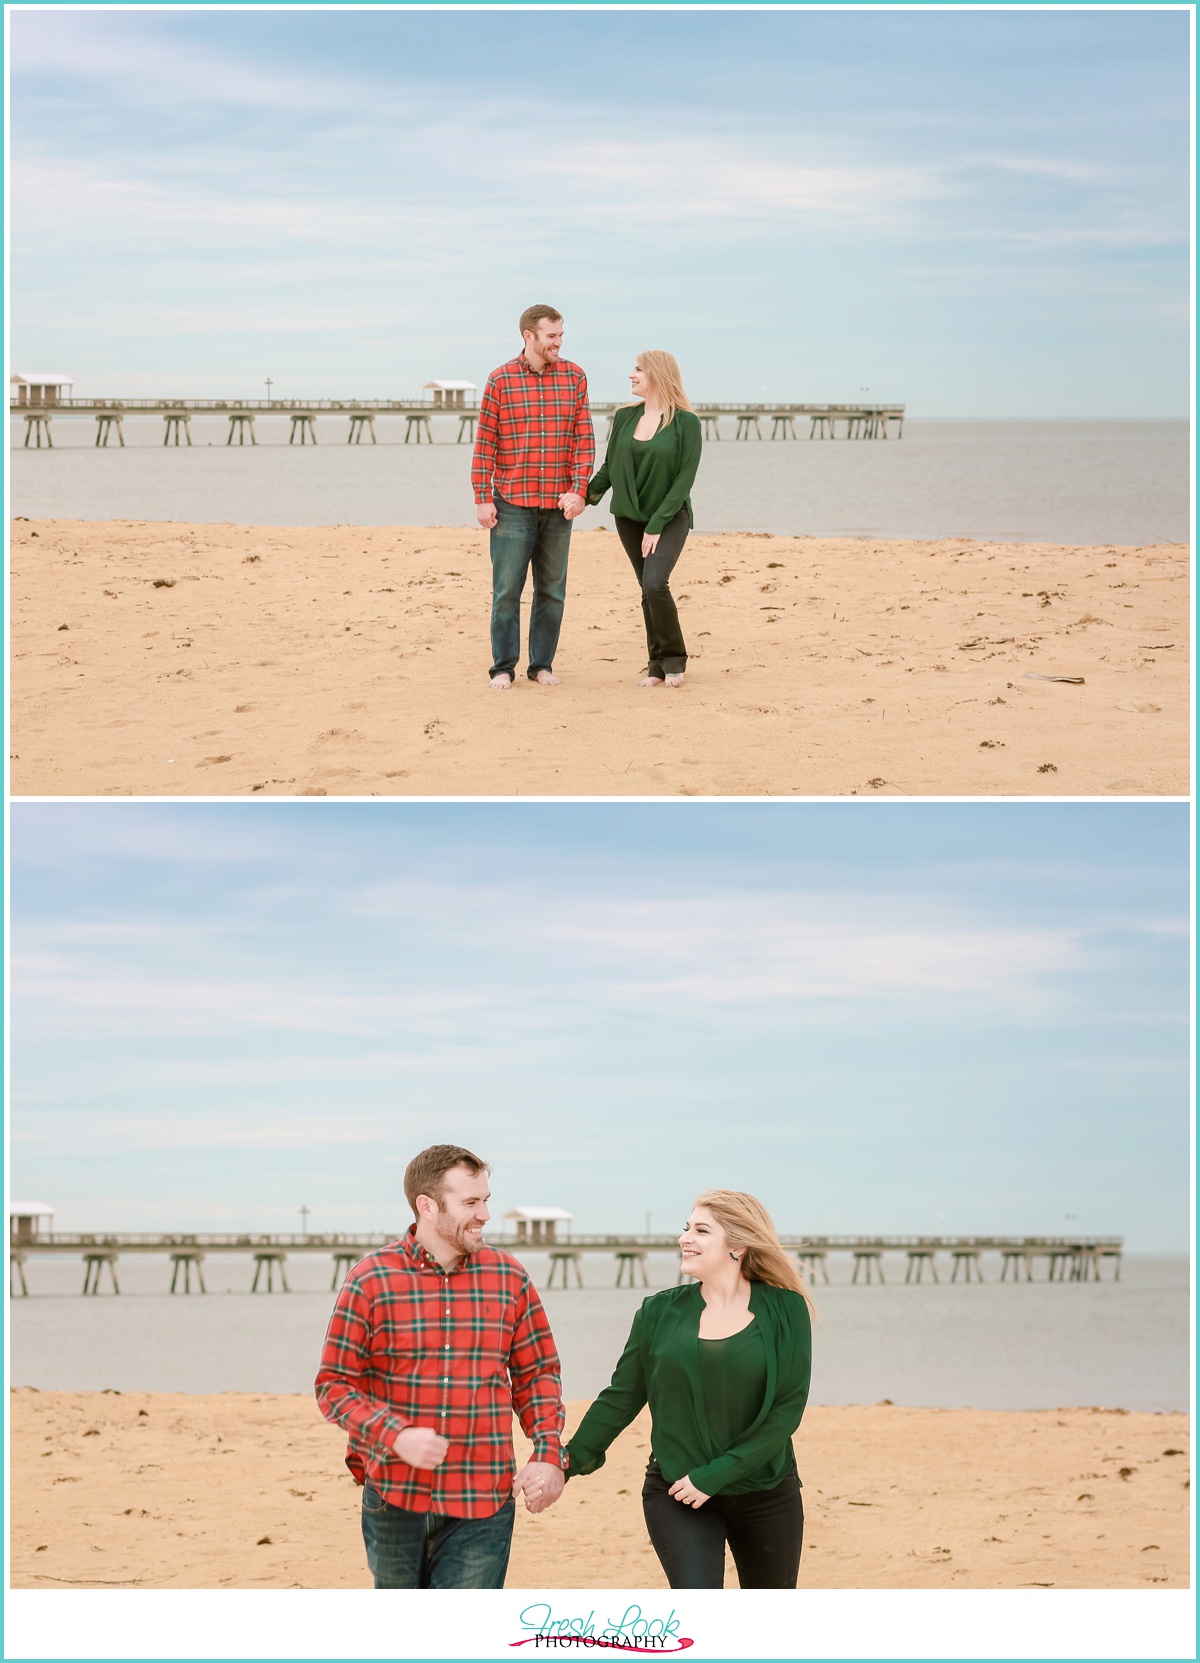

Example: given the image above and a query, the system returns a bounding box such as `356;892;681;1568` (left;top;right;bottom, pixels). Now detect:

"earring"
730;1251;741;1261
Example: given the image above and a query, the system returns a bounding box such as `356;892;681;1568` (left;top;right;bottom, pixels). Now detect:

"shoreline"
11;520;1189;798
10;1390;1190;1590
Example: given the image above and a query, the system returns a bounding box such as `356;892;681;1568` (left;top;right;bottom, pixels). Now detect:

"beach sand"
9;1390;1189;1590
9;520;1189;797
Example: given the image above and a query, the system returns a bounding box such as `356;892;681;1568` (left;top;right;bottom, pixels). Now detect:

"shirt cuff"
366;1410;410;1457
531;1438;565;1468
571;481;589;499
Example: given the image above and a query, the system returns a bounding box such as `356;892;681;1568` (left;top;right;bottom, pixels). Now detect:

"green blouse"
586;404;703;535
564;1280;811;1497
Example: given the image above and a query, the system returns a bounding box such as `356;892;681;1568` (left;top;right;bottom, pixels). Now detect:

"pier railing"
12;397;905;415
9;1228;1123;1296
11;396;905;445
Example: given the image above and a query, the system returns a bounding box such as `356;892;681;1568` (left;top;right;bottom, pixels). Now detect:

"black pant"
641;1458;804;1589
614;508;690;678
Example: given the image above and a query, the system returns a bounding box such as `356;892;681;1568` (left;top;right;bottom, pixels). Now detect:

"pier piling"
614;1249;649;1288
82;1250;119;1295
404;412;433;444
950;1249;984;1283
11;1250;28;1296
289;413;317;445
169;1249;206;1293
23;412;53;447
95;412;124;447
251;1250;288;1292
905;1248;939;1284
347;413;376;445
852;1249;885;1285
546;1249;584;1289
226;412;257;446
162;412;191;446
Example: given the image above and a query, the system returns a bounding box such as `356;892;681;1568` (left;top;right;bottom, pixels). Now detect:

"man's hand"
668;1474;710;1509
558;492;586;520
477;502;498;530
391;1426;450;1469
512;1459;565;1514
641;531;661;557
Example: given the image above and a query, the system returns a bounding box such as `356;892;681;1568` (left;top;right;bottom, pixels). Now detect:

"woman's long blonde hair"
636;350;693;428
694;1189;815;1316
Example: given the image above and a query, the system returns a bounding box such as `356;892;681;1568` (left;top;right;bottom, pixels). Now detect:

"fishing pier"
9;1231;1122;1295
11;396;905;447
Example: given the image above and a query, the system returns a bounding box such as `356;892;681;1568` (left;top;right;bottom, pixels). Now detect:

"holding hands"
512;1459;566;1514
558;491;586;520
668;1474;710;1509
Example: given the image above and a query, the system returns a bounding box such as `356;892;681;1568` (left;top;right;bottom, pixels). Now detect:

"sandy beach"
9;1389;1189;1590
9;520;1188;797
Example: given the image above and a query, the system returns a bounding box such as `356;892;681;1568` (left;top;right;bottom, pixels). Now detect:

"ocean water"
8;417;1190;546
9;1251;1189;1413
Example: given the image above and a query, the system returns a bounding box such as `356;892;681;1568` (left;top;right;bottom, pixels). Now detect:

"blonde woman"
564;1191;812;1589
586;352;702;687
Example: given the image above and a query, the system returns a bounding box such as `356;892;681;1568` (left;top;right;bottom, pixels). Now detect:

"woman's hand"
668;1474;710;1509
641;532;660;558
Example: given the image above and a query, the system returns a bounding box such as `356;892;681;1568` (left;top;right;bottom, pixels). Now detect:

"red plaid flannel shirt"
315;1225;564;1517
471;353;595;508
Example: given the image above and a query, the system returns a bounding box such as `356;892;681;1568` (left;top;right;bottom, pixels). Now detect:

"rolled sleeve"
509;1275;566;1467
314;1277;410;1461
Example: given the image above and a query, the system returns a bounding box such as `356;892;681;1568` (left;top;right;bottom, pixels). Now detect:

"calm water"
9;1251;1189;1412
9;417;1190;545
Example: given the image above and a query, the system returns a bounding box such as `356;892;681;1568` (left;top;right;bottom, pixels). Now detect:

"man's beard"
437;1216;483;1257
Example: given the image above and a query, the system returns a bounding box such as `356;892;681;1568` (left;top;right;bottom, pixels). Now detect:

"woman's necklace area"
633;405;664;441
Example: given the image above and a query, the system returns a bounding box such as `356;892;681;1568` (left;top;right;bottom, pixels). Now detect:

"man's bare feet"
534;669;560;686
490;673;513;690
665;673;685;688
639;676;664;688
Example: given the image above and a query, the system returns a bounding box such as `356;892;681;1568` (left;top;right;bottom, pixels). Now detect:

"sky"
8;801;1191;1251
8;7;1191;414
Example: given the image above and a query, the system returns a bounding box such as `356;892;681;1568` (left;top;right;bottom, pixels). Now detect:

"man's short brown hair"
403;1144;490;1216
519;304;562;340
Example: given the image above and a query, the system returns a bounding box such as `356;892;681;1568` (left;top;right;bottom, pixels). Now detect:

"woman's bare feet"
490;673;513;690
639;675;664;688
664;673;685;688
534;669;560;686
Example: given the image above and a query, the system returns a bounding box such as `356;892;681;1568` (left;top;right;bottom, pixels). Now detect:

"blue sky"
8;802;1190;1250
9;8;1190;413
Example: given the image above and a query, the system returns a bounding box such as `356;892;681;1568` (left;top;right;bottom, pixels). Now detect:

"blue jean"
489;494;572;680
361;1484;514;1588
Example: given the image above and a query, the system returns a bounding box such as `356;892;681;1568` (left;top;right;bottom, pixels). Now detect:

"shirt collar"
518;351;555;378
399;1221;473;1274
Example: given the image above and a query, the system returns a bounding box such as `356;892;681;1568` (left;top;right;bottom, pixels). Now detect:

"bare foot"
665;673;685;688
534;670;560;686
490;673;513;690
639;676;664;688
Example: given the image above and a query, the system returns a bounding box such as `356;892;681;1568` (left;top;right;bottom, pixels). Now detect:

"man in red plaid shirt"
472;304;595;689
315;1143;565;1588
